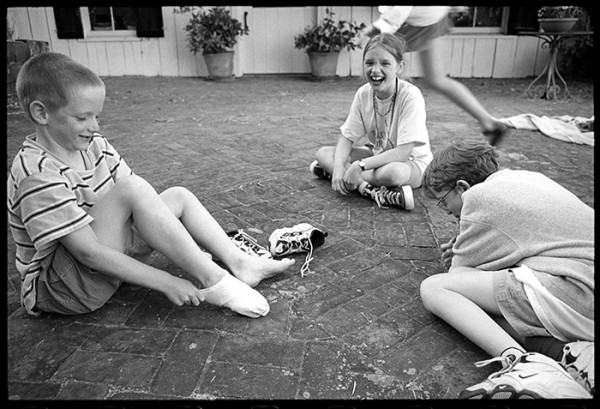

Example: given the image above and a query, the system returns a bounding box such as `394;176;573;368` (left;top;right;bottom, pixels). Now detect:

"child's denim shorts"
493;268;550;338
36;243;122;315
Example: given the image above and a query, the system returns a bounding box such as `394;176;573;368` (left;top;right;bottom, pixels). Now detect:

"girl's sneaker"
459;352;592;399
227;229;272;259
309;160;331;179
560;341;594;395
358;182;414;210
268;223;327;277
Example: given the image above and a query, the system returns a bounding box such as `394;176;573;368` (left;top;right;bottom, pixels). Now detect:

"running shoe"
227;229;272;259
561;341;594;395
459;352;592;399
268;223;327;277
358;182;414;210
309;160;331;179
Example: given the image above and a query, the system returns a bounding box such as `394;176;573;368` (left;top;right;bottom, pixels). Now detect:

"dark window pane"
114;7;137;30
90;7;112;31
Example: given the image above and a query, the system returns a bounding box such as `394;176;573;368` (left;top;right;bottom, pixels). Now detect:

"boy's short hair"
422;138;499;197
16;52;104;122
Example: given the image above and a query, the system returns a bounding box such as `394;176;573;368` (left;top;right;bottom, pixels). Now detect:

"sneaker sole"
309;160;330;179
401;185;414;210
459;384;542;400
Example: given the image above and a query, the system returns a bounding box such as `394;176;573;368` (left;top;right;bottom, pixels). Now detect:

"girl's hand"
441;236;456;266
332;165;350;194
164;276;205;306
343;162;363;191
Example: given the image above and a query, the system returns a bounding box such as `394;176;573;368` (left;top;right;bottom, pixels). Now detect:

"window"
88;7;138;32
449;6;507;34
53;7;163;39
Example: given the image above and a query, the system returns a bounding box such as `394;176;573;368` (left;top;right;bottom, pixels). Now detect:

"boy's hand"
164;276;206;306
441;236;456;266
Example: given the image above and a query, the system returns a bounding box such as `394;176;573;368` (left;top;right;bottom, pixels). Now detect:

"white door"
237;6;317;74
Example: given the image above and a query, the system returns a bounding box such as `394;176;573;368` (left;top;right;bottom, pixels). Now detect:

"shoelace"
232;231;270;258
372;186;403;209
299;238;314;278
474;355;520;379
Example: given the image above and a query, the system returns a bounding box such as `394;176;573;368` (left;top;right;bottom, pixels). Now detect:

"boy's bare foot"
231;255;296;288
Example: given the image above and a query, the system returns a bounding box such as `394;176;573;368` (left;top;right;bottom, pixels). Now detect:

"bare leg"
158;186;295;287
88;175;273;317
316;146;413;188
420;270;524;357
419;38;506;138
89;176;225;288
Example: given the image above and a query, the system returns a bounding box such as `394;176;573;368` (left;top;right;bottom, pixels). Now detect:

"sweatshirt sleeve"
373;6;412;33
451;218;522;271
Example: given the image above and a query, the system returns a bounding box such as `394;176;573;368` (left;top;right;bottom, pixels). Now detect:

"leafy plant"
294;9;366;53
537;6;583;19
174;6;248;54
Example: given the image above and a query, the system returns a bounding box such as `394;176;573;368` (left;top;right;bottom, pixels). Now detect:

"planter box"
538;18;578;33
308;52;340;79
7;39;49;95
203;52;235;81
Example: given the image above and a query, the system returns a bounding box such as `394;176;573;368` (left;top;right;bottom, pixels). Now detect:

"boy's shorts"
493;268;547;338
36;244;122;315
493;266;594;341
395;16;452;52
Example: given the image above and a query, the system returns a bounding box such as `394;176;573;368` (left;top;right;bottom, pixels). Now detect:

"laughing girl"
310;33;432;210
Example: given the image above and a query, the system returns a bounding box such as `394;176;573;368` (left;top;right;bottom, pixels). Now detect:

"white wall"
7;6;550;78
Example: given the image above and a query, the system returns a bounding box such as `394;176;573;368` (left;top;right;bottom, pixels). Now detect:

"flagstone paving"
6;75;593;407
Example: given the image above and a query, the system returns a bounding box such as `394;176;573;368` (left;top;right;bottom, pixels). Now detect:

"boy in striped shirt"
7;52;294;318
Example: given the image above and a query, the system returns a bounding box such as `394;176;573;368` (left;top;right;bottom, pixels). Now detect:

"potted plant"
537;6;583;33
294;9;365;79
175;6;248;80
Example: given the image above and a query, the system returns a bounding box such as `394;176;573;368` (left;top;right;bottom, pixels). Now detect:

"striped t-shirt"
7;134;133;315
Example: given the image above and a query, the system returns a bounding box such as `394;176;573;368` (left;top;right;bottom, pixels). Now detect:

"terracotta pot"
307;52;340;79
538;18;578;33
202;51;234;81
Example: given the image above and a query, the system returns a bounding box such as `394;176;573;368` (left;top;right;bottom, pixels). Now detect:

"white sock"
200;273;270;318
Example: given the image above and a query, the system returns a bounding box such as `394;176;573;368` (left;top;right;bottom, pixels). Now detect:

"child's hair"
16;52;104;122
422;138;499;197
362;33;409;80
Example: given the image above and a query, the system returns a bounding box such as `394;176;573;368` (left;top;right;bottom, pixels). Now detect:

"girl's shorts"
354;145;424;188
395;16;452;52
36;243;122;315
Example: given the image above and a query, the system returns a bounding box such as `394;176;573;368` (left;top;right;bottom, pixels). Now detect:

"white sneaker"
561;341;594;395
459;352;592;399
268;223;327;277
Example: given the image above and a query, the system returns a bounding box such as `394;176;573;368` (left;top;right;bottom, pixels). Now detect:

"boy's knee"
420;274;444;311
162;186;194;203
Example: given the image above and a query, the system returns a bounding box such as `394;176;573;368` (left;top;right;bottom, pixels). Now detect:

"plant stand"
519;31;592;101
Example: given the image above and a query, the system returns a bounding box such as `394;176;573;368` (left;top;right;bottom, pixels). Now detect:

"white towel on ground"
500;114;594;146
